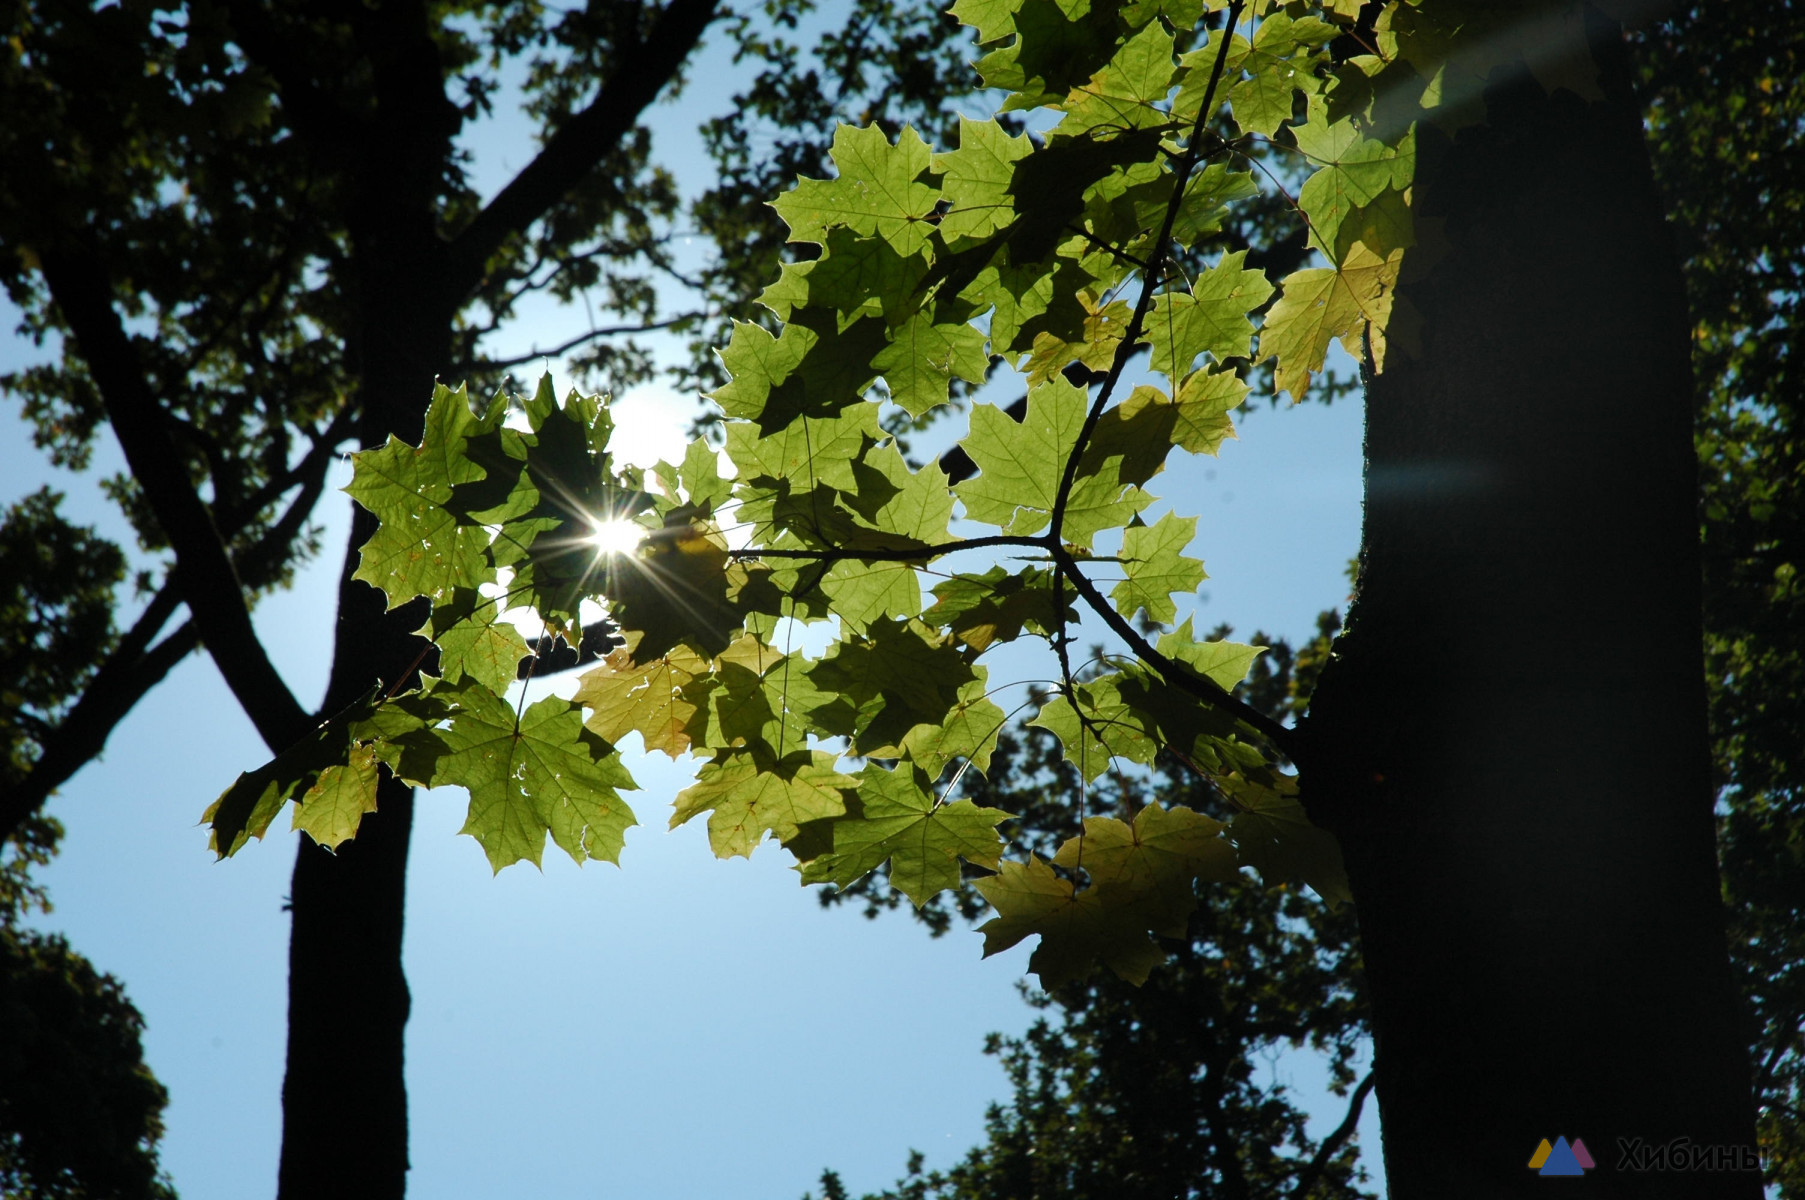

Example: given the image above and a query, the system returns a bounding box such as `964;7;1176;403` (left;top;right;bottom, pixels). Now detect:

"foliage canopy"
210;0;1419;989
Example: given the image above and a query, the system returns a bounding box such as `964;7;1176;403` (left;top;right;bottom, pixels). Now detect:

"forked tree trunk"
1301;12;1759;1198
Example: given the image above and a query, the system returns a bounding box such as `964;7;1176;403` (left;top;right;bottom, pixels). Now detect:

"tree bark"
1301;12;1759;1198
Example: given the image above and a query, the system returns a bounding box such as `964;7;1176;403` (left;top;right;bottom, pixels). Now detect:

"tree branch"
450;312;702;376
1049;0;1244;541
1053;547;1301;761
440;0;722;298
728;534;1051;564
38;247;312;753
1288;1070;1377;1200
0;620;197;842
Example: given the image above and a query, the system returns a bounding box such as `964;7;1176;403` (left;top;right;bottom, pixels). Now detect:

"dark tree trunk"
1302;13;1759;1198
275;29;459;1180
276;302;450;1199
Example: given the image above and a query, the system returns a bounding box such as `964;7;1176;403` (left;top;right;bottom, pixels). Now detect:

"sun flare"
586;518;647;557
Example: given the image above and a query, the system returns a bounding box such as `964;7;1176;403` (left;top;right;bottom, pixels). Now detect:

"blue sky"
1;12;1382;1198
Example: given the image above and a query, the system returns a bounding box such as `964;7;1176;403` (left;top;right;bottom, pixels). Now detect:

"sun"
586;518;647;557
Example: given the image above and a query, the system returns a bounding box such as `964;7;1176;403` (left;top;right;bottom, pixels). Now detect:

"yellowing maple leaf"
1258;242;1403;401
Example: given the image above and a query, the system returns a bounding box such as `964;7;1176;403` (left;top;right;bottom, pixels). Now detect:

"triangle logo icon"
1540;1136;1586;1176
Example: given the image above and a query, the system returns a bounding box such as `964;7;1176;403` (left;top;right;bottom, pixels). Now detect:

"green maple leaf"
684;634;830;759
928;566;1071;652
762;228;931;329
844;442;955;544
1293;107;1415;255
772;124;940;257
1223;15;1338;136
1058;21;1178;134
1224;774;1351;906
974;855;1167;989
935;117;1032;245
421;587;531;693
1112;512;1206;623
711;315;888;431
820;560;922;632
872;311;989;416
205;687;383;857
806;619;979;755
799;763;1012;906
975;0;1120;112
1145;251;1274;381
346;383;507;610
900;672;1010;778
1157;618;1264;690
674;438;732;514
1062;459;1154;549
1030;677;1160;782
572;644;708;758
602;523;739;662
1167;370;1248;454
1259;243;1403;400
1052;802;1237;934
947;0;1020;44
962;256;1096;359
671;748;856;859
413;684;638;872
955;377;1087;535
1003;127;1164;265
725;405;880;494
291;743;381;852
1173;29;1252;124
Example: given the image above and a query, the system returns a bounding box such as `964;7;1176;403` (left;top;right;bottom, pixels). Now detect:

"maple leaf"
1225;774;1352;906
772;124;940;257
671;748;856;859
290;743;381;852
572;644;708;758
346;383;512;610
872;311;989;416
1145;251;1275;382
205;687;383;857
725;405;881;494
974;855;1167;989
1031;677;1160;783
799;763;1012;906
602;522;739;662
1058;22;1179;134
710;315;888;431
955;378;1087;536
1156;618;1265;690
1052;803;1237;935
420;587;531;693
928;566;1073;653
899;672;1011;779
761;227;932;329
977;804;1239;988
402;683;639;872
934;116;1033;245
1293;104;1416;257
683;633;831;759
1112;512;1207;624
1259;242;1404;401
806;619;979;755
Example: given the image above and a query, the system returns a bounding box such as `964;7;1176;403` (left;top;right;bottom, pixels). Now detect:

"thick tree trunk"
275;214;454;1198
1302;14;1758;1199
